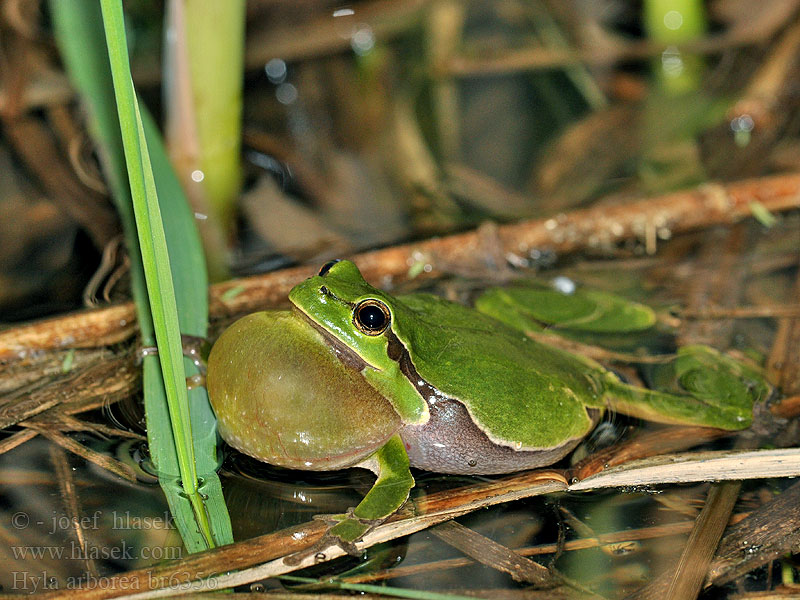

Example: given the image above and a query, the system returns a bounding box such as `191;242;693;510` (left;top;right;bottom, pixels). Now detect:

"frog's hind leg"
601;346;770;431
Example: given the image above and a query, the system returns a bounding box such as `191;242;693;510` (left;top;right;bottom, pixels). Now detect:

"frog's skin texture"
289;262;605;454
400;394;601;474
289;261;761;466
207;309;600;476
207;311;401;471
207;260;767;545
475;284;657;334
207;311;414;547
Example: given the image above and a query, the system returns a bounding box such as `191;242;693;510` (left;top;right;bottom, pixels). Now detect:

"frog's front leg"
315;434;414;556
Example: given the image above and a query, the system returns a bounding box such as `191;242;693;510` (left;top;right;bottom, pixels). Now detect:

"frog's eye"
354;299;391;335
318;260;341;276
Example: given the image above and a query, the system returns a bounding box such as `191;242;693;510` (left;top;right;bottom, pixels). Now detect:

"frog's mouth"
291;306;372;373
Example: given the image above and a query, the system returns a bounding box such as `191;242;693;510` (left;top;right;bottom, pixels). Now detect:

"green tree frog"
206;260;768;549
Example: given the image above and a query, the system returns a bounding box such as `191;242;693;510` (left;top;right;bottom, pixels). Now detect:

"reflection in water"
0;437;183;592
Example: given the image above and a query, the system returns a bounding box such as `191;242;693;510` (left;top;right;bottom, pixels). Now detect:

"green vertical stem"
639;0;710;192
643;0;707;94
183;0;245;244
163;0;235;282
98;0;212;547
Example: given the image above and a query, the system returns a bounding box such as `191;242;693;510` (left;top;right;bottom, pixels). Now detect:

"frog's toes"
285;516;376;565
318;509;384;556
318;531;361;558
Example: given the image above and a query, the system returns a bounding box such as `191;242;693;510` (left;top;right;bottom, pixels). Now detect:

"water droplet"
505;252;528;268
551;276;576;295
276;83;298;105
663;10;683;30
265;58;287;84
731;114;754;133
661;46;684;78
351;25;375;55
190;169;204;182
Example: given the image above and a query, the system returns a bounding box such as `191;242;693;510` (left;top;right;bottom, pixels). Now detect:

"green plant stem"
184;0;245;240
99;0;212;547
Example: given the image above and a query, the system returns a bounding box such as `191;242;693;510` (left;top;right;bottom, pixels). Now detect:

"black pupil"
359;304;387;331
318;260;341;276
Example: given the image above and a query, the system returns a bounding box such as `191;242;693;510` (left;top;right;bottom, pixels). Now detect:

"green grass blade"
50;0;232;551
99;0;222;549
